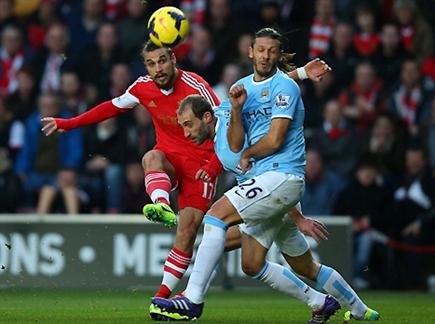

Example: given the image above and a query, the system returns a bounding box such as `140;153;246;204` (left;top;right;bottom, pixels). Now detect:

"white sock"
204;263;220;294
317;265;367;317
255;261;326;310
184;215;227;304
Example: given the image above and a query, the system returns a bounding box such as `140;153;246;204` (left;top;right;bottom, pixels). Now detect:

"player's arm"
41;84;141;136
227;84;247;153
288;204;329;243
287;58;331;82
195;153;224;182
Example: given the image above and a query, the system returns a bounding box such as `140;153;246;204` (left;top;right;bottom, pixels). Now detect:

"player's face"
177;107;212;145
144;48;177;89
249;37;281;80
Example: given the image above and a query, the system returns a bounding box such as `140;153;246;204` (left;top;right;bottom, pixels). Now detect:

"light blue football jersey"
213;101;253;183
233;69;306;178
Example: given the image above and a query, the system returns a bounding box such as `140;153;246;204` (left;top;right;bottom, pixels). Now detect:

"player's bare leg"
142;150;177;227
284;251;380;321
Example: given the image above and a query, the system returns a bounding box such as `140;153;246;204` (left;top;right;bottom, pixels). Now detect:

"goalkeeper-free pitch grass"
1;289;434;323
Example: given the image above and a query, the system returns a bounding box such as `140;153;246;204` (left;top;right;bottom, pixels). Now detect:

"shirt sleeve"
271;78;301;120
112;79;142;109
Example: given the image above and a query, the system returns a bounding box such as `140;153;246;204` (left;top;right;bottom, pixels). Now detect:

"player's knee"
241;259;263;277
141;150;163;169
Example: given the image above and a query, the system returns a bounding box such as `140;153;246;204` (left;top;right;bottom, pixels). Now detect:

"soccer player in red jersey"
42;40;223;299
41;39;332;301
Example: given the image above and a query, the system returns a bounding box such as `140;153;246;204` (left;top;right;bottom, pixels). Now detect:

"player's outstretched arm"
287;58;331;82
288;207;329;243
41;100;127;136
227;84;247;153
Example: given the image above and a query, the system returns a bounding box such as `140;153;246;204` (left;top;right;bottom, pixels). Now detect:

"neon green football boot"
142;202;177;228
344;308;380;321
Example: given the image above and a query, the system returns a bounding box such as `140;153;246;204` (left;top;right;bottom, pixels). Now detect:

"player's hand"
41;117;65;136
238;153;252;172
304;58;331;82
229;84;247;110
195;168;212;182
295;217;329;243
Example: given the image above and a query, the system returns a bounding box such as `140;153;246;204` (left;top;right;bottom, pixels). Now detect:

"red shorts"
162;149;217;212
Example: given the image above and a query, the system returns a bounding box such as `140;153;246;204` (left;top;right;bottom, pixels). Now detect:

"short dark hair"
141;40;172;58
178;95;213;119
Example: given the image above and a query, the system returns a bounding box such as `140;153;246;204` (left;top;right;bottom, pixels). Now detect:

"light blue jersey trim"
204;215;229;231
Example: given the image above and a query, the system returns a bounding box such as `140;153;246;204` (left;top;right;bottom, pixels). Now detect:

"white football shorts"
225;171;305;227
239;215;309;257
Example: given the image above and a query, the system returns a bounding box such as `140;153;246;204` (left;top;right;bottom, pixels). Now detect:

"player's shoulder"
273;70;300;94
180;70;211;86
129;75;154;90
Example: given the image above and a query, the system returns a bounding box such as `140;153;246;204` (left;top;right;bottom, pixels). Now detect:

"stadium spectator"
26;0;61;51
5;66;37;121
15;93;83;213
302;71;336;131
0;0;19;35
389;146;435;288
82;118;126;213
78;22;124;98
66;0;105;56
393;0;434;65
322;22;358;94
125;107;156;163
308;0;336;59
59;70;88;116
121;161;152;213
98;62;132;102
362;113;407;185
30;23;72;93
258;0;288;32
116;0;150;61
310;99;359;175
204;0;243;63
334;158;391;289
389;59;433;137
339;61;386;129
234;33;254;77
425;98;435;173
372;22;409;90
0;98;22;212
0;25;26;96
352;5;380;58
212;63;242;102
301;149;345;215
179;25;223;86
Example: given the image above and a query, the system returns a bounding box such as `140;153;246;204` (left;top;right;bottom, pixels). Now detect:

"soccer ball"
147;6;189;47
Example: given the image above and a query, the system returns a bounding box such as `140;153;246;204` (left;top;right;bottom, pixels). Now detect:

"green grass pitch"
1;289;434;323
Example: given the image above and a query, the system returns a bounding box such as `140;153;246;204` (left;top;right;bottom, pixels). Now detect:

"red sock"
144;171;171;205
155;246;192;298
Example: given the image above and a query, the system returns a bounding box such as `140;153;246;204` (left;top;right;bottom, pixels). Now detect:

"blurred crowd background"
0;0;434;290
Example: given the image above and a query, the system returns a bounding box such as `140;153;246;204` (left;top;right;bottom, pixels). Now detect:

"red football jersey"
112;69;220;161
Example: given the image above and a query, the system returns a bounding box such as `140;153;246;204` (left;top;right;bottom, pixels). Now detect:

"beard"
193;125;211;145
253;57;278;78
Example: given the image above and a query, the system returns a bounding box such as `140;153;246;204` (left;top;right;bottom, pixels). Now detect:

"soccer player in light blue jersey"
151;28;379;323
